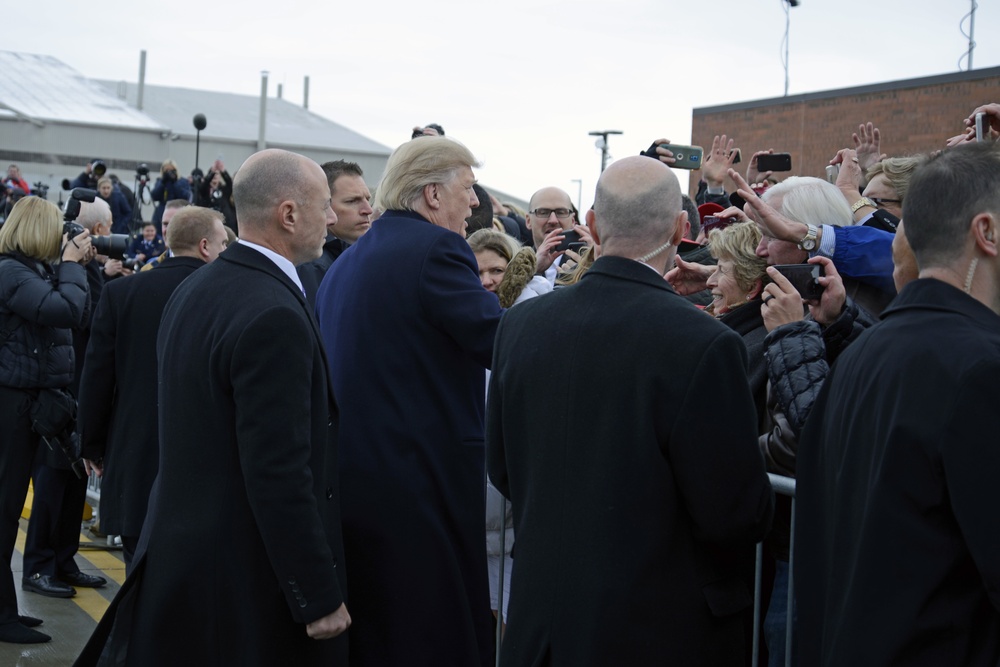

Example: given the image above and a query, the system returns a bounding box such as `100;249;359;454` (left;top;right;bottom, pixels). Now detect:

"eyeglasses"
870;197;901;208
530;208;574;220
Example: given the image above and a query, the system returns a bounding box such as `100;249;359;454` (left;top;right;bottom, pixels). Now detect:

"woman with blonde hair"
467;229;551;308
466;228;551;633
705;220;770;426
0;197;93;644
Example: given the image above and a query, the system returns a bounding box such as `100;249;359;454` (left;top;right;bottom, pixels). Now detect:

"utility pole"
589;130;623;174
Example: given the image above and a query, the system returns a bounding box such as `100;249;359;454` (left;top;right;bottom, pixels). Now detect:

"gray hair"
762;176;851;228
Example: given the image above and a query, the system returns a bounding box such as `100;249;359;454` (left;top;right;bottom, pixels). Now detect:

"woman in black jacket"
0;197;93;644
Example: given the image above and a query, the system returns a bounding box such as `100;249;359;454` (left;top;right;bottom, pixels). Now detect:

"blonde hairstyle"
865;155;928;203
707;221;768;293
374;137;480;212
166;207;223;253
467;229;536;308
0;196;62;262
97;176;113;189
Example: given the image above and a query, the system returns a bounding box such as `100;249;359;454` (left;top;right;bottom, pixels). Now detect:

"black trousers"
0;386;39;625
22;453;87;579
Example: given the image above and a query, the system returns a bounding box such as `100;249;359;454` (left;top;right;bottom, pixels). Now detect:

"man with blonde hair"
317;136;503;667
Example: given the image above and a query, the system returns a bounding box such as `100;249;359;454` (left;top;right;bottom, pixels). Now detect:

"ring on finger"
762;293;774;304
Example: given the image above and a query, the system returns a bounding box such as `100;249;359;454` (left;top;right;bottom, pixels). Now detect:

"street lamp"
589;130;623;173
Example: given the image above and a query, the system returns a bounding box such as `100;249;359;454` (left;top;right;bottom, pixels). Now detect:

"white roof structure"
0;51;166;130
96;80;391;156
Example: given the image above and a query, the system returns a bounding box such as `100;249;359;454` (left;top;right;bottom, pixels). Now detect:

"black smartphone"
731;148;742;165
555;229;586;253
729;191;747;211
757;153;792;172
773;263;824;300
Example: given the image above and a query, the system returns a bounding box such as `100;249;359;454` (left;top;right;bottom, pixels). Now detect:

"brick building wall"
688;66;1000;197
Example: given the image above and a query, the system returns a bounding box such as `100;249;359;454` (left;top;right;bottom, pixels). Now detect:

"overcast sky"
10;0;998;206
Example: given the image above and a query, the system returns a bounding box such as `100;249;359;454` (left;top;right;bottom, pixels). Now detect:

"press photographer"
197;159;237;233
0;196;93;644
150;159;192;233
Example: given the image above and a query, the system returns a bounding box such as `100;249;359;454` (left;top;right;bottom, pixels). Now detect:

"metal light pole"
589;130;623;174
193;114;207;173
782;0;799;97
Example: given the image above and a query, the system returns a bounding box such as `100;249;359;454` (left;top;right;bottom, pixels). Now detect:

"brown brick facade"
688;67;1000;197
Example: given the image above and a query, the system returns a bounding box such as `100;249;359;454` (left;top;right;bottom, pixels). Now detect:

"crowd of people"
0;105;999;667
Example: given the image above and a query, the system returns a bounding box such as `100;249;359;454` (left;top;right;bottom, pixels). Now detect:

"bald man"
524;186;594;285
487;156;773;666
77;149;349;666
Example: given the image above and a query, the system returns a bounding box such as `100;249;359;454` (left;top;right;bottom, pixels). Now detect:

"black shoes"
18;615;43;628
59;571;107;588
22;573;75;598
0;621;51;644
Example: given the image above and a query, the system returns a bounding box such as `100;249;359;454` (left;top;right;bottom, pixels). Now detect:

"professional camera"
32;181;50;200
63;188;129;260
163;168;178;183
91;160;107;178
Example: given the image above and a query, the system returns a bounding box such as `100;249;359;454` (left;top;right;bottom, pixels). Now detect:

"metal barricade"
752;473;796;667
492;474;797;667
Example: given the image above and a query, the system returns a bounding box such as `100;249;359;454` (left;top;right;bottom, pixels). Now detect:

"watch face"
801;239;816;250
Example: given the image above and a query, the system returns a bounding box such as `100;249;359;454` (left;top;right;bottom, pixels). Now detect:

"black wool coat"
78;255;206;536
796;278;1000;666
487;256;774;667
75;243;347;666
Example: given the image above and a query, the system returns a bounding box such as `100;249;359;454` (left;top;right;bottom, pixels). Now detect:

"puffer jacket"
764;298;877;446
759;298;876;559
0;253;89;389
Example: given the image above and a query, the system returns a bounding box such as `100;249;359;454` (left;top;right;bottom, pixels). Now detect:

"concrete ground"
0;518;122;666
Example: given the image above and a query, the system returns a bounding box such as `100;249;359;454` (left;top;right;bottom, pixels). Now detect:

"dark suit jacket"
796;278;1000;666
75;243;347;666
486;256;774;667
78;255;205;536
315;210;503;667
297;234;347;307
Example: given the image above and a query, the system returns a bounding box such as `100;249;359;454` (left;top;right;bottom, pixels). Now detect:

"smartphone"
701;216;736;236
730;148;742;165
555;229;586;253
729;191;747;211
659;143;704;170
757;153;792;173
976;113;987;142
772;263;824;300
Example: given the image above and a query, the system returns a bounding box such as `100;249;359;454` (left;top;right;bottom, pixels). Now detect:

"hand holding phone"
771;263;824;301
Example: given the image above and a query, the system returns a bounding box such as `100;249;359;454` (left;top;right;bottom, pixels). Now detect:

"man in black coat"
78;207;228;570
796;142;1000;665
487;155;774;666
75;149;350;666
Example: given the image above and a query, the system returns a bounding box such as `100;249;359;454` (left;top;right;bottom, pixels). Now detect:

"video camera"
63;188;129;260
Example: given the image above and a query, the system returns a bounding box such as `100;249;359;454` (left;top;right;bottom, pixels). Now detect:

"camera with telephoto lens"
91;160;107;178
63;188;129;260
163;168;178;183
